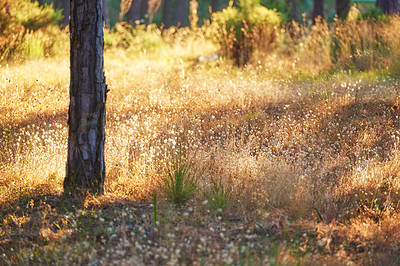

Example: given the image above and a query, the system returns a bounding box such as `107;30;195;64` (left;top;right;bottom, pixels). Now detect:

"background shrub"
0;0;64;62
211;0;281;65
104;22;165;56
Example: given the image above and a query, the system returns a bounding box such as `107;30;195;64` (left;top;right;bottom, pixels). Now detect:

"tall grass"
285;9;400;73
1;3;400;264
0;0;65;62
2;1;400;76
208;4;400;73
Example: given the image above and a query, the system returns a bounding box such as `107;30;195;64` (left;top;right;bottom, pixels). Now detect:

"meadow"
1;3;400;265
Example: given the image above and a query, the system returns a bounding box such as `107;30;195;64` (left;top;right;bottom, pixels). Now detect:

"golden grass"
1;34;400;264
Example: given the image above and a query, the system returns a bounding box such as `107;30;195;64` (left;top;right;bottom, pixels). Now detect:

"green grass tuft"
159;145;203;205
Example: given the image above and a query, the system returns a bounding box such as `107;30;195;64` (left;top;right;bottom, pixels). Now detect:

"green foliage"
260;0;289;20
22;31;45;59
0;0;64;62
13;1;62;31
212;0;281;39
211;0;281;65
104;22;165;55
203;175;233;212
160;147;202;205
358;8;390;23
212;5;241;37
153;193;158;225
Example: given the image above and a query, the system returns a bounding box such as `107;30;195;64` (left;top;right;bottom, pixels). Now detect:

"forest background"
1;0;400;264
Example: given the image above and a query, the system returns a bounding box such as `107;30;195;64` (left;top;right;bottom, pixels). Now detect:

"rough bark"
336;0;350;19
312;0;324;22
65;0;107;194
376;0;399;14
162;0;172;27
174;0;189;27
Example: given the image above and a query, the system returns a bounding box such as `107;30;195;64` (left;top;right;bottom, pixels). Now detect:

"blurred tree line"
36;0;398;29
1;0;398;66
37;0;311;28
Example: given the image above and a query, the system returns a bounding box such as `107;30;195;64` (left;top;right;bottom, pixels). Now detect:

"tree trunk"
287;0;299;22
336;0;350;19
162;0;172;27
376;0;399;14
312;0;324;22
174;0;189;27
103;0;110;28
211;0;220;12
65;0;107;194
126;0;142;24
140;0;149;24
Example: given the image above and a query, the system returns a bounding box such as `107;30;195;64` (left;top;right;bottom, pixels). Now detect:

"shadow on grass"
315;100;400;161
0;185;150;265
1;91;400;264
0;109;68;130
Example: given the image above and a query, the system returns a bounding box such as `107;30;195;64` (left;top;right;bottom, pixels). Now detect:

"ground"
1;51;400;264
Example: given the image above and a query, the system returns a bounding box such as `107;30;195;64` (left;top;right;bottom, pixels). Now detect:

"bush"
12;0;61;31
211;0;281;65
0;0;64;62
104;22;165;56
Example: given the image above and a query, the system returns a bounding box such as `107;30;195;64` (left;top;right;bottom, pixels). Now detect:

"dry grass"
1;33;400;264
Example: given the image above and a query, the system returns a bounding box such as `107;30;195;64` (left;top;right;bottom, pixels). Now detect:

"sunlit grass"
1;36;400;264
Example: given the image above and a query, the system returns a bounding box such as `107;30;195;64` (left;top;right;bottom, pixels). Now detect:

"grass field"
1;34;400;264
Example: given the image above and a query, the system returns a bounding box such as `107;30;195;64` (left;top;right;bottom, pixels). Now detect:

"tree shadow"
1;95;399;264
0;109;68;130
0;186;148;264
315;99;399;162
